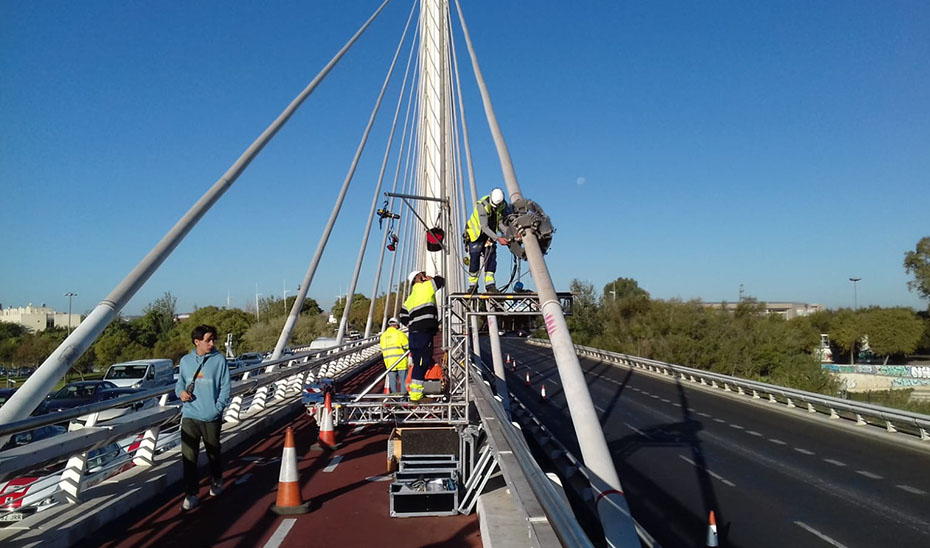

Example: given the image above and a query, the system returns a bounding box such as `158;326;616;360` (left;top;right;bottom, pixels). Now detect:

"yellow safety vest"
380;327;408;370
402;280;439;332
466;195;506;242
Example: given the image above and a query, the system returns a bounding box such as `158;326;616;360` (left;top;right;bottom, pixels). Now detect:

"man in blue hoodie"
175;324;231;511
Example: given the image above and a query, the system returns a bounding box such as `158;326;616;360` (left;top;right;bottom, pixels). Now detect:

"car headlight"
132;382;141;388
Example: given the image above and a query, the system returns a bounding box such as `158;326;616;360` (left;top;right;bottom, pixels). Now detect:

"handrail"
528;339;930;442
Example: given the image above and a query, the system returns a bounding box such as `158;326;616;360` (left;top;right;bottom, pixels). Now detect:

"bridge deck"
86;413;481;548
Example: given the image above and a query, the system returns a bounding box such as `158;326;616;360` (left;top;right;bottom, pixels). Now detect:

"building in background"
0;304;82;332
703;301;824;320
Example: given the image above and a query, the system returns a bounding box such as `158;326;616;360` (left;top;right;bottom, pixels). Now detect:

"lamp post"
849;277;861;311
255;292;262;321
64;292;77;334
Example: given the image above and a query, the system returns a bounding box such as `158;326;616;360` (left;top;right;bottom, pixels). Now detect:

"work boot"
485;284;499;294
466;284;478;295
210;480;224;497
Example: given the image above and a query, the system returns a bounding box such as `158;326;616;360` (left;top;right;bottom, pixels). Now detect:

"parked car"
0;388;16;409
236;352;264;366
0;442;131;524
38;382;151;423
1;425;67;452
103;359;173;389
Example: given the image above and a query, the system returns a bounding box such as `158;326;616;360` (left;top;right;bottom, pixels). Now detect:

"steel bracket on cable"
500;198;555;259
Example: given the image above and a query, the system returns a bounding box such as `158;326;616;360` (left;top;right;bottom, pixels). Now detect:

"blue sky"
2;1;928;317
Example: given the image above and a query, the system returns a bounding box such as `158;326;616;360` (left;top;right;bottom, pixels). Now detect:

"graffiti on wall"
892;378;930;387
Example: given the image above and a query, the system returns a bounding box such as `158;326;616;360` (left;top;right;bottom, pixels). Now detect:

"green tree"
259;296;322;320
861;308;925;364
331;294;373;331
565;279;602;344
829;309;864;365
904;236;930;303
142;292;177;339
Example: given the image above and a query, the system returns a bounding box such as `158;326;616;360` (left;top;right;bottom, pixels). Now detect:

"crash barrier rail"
0;337;380;491
472;355;658;548
469;357;595;548
527;339;930;444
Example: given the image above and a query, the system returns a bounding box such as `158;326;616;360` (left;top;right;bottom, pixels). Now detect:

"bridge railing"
528;339;930;444
0;338;379;493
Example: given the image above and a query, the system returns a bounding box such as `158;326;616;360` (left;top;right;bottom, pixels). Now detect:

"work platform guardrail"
528;339;930;444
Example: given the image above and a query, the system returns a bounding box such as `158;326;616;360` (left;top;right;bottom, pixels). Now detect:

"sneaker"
485;284;499;294
210;481;224;497
181;495;199;511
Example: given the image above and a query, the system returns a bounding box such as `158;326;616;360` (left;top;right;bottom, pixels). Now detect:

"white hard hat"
490;187;505;206
388;317;399;325
408;270;422;285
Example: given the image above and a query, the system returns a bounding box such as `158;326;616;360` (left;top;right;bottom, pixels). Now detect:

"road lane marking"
352;425;365;434
262;519;297;548
323;455;344;473
660;398;671;403
698;412;711;418
769;439;786;445
746;430;763;437
897;485;927;495
823;459;846;467
649;394;660;399
856;470;883;480
679;455;736;487
594;405;606;413
672;403;682;407
794;448;815;455
365;475;393;482
729;424;744;430
713;418;726;423
235;473;252;485
794;521;849;548
625;423;652;439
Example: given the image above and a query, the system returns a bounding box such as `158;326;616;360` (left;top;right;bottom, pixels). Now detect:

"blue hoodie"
174;349;230;422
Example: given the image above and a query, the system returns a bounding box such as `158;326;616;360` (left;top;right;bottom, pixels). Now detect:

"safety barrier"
0;338;379;492
527;339;930;444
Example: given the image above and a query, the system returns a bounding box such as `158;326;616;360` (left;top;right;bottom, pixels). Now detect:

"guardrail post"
856;413;867;425
133;427;161;466
886;420;897;433
786;397;796;408
807;402;817;413
829;407;840;419
769;394;778;404
752;390;760;399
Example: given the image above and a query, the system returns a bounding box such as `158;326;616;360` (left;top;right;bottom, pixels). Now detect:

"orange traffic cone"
524;371;531;386
512;358;517;371
706;511;718;547
383;375;390;394
270;427;310;515
506;353;511;365
540;384;547;402
318;391;338;448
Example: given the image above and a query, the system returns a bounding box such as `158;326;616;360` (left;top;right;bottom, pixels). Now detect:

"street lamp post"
849;277;861;311
64;292;77;334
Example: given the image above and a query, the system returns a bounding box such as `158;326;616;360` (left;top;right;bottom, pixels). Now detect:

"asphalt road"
492;338;930;548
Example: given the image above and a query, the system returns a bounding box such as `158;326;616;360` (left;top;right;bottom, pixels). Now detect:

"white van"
308;338;338;351
103;359;174;389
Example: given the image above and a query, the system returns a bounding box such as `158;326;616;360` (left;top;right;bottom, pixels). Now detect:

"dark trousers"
408;330;435;382
181;417;222;496
468;239;497;283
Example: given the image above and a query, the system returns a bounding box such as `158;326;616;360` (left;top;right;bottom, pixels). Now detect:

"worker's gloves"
497;237;509;246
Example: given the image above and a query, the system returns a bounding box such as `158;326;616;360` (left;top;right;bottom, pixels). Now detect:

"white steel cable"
363;26;421;338
335;0;419;344
0;0;392;425
452;2;640;547
271;0;410;359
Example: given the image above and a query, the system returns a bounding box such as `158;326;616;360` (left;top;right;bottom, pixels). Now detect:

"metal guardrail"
0;338;380;487
528;338;930;443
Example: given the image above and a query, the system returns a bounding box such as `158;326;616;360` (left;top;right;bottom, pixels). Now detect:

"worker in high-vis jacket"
399;270;445;403
380;317;408;394
464;187;509;294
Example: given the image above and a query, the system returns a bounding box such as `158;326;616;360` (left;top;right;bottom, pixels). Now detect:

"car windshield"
104;365;147;379
53;384;98;399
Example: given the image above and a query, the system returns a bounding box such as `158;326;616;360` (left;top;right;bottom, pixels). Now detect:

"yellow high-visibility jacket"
380;326;408;370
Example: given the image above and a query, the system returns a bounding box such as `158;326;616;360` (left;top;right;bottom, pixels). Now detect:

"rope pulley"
387;232;398;252
500;197;555;259
377;200;400;229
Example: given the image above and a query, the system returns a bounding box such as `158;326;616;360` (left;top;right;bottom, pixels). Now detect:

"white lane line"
823;459;846;467
794;521;849;548
625;423;652;440
352;425;365;434
713;418;726;424
856;470;883;480
729;424;744;430
365;475;393;482
235;473;253;485
660;398;671;403
698;412;711;418
323;455;344;473
672;403;682;407
594;405;607;413
649;394;660;399
679;455;736;487
795;448;815;456
262;519;297;548
632;387;641;392
746;430;763;437
769;439;787;445
897;484;927;495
